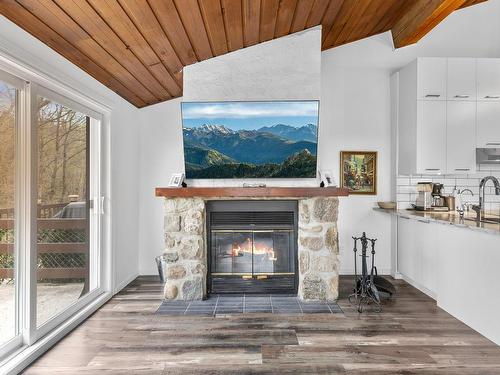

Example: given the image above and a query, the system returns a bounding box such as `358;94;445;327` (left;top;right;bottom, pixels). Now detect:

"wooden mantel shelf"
155;187;349;198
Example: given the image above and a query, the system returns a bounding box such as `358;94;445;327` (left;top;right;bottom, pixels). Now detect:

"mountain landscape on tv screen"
183;123;318;179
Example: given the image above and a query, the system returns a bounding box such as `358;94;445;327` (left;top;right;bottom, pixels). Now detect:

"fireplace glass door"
210;230;296;293
211;230;294;276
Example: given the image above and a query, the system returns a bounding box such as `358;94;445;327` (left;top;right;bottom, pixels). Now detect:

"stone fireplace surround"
157;188;346;302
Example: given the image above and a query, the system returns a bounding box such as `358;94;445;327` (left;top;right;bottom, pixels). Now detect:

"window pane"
36;96;91;327
0;80;17;345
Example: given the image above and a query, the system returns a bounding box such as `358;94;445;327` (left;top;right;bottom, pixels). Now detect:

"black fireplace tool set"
348;232;395;313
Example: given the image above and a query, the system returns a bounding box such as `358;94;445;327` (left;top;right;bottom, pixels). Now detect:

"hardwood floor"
22;276;500;374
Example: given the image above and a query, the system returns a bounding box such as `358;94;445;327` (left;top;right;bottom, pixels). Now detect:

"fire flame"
231;238;276;261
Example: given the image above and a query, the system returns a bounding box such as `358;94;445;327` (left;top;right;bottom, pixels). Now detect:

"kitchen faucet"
472;176;500;221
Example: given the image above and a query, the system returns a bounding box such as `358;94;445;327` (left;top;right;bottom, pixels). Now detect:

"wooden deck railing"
0;215;88;280
0;203;68;219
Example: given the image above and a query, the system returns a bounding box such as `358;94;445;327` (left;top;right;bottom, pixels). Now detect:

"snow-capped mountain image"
181;101;319;179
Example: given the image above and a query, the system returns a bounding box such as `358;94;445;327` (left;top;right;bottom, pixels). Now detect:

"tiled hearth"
156;294;343;316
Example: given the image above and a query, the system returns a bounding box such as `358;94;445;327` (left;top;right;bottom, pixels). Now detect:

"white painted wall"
137;0;500;276
183;27;321;101
320;64;392;274
0;15;141;292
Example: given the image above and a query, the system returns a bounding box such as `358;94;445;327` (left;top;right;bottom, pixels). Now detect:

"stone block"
165;198;204;214
325;275;339;300
299;236;324;251
184;209;203;234
325;226;339;253
165;233;176;249
299;224;323;233
164;283;178;299
179;238;203;260
299;251;310;274
311;255;336;273
163;251;179;263
191;263;206;275
164;214;181;232
182;277;203;300
312;197;338;222
166;265;186;279
299;200;310;224
301;274;327;300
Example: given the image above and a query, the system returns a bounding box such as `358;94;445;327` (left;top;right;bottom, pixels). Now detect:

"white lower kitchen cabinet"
397;216;438;298
437;225;500;345
396;215;500;345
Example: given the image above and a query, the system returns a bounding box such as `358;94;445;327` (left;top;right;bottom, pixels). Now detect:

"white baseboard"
113;272;139;295
398;273;437;300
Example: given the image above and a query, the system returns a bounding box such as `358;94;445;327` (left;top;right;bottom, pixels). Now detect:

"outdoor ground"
0;282;83;343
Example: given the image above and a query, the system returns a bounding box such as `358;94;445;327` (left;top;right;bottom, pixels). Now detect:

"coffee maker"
415;182;433;210
431;183;445;207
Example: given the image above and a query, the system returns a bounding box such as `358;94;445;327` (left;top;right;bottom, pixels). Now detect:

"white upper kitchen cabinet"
447;58;476;101
447;101;477;173
477;101;500;148
397;59;447;175
417;58;447;100
417;101;447;174
477;58;500;101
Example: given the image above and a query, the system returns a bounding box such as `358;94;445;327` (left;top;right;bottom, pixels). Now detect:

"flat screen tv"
181;100;319;179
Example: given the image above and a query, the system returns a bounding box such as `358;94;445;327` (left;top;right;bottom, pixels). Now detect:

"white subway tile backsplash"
397;177;410;185
397;185;416;194
397;170;500;208
397;193;411;202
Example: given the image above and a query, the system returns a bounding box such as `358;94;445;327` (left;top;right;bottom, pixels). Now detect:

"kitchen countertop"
374;207;500;236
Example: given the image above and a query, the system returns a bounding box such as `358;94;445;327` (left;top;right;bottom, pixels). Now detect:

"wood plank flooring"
22;276;500;374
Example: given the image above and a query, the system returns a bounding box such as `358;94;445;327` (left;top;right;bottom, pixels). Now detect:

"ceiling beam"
391;0;467;49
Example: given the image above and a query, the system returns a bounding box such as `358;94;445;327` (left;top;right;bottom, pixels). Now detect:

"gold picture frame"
340;151;377;195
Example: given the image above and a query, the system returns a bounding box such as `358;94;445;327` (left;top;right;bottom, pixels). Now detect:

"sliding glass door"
32;86;102;338
35;93;94;328
0;69;105;359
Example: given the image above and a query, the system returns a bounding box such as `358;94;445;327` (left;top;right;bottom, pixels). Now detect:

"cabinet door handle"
425;94;441;98
486;142;500;146
425;168;440;171
484;95;500;99
454;168;470;171
454;95;470;98
400;216;411;220
417;219;430;224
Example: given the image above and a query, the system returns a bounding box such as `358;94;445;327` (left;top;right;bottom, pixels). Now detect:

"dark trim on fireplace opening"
206;200;298;295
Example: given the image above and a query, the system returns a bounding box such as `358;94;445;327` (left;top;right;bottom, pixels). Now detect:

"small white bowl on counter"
377;201;397;210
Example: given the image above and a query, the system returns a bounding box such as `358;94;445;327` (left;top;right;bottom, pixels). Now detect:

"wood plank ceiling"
0;0;487;108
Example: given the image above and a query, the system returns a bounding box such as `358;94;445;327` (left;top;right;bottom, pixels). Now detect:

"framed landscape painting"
340;151;377;195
